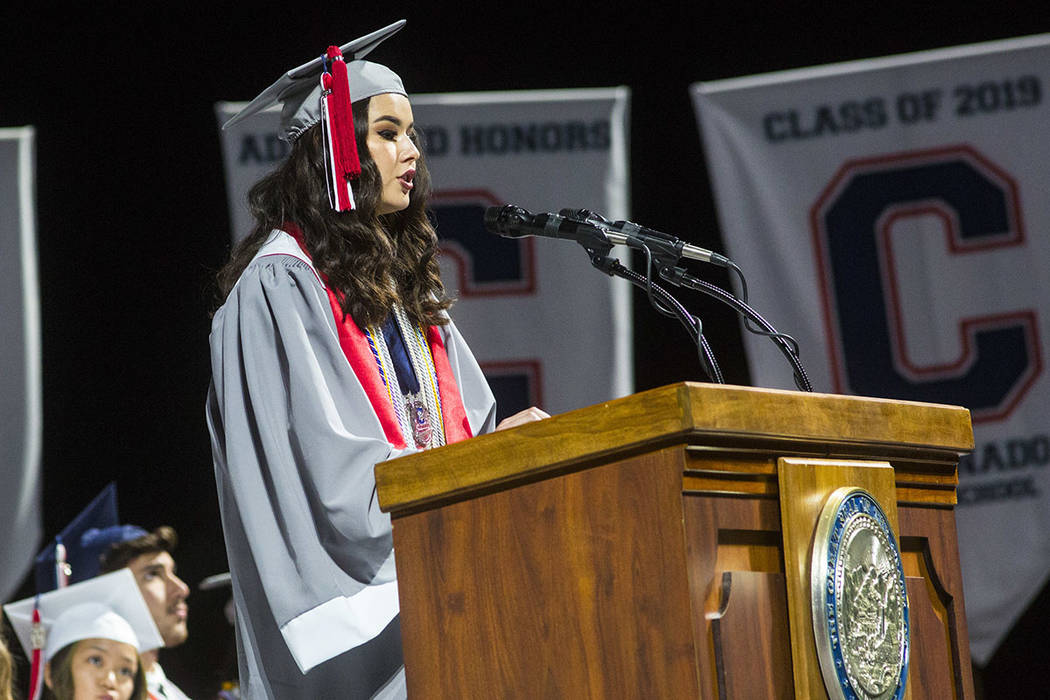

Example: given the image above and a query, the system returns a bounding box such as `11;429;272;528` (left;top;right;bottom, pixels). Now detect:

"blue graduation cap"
34;483;146;593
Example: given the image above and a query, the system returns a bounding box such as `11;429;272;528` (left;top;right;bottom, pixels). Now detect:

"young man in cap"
99;526;191;700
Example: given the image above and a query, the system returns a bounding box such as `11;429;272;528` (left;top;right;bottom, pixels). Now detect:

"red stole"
284;225;472;448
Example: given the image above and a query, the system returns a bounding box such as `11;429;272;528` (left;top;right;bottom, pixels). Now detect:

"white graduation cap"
222;19;408;143
3;569;164;662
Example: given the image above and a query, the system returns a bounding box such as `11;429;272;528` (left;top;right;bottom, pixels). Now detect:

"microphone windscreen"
483;205;531;236
482;206;505;233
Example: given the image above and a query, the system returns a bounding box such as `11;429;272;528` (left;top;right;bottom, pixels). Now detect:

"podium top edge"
376;382;974;514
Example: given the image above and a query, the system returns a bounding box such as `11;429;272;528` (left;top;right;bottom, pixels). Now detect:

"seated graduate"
99;527;191;700
209;18;546;700
3;569;164;700
26;484;192;700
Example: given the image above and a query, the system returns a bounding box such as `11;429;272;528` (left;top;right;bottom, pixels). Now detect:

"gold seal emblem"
811;487;909;700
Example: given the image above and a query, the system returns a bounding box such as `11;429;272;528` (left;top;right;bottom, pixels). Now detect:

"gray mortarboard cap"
223;19;408;143
4;569;164;661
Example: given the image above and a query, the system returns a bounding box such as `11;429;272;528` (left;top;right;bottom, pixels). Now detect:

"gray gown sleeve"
207;254;415;673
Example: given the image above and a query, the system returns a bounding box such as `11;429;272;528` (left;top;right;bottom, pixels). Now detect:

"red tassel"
29;606;44;700
326;47;361;178
322;46;360;211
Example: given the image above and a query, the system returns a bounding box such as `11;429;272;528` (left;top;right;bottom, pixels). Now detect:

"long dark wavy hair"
216;96;451;328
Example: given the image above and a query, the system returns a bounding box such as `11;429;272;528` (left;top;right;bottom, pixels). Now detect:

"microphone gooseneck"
483;204;810;390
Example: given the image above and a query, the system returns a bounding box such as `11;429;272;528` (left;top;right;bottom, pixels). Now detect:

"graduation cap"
4;570;163;661
222;19;407;212
34;483;147;594
3;569;164;698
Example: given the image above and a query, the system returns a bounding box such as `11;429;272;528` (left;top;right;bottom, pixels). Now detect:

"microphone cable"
590;248;724;384
661;264;812;392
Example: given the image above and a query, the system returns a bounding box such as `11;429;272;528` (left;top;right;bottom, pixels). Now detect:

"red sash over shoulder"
426;325;472;443
285;224;473;449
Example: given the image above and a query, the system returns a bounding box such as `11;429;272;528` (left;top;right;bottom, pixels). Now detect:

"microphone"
560;209;729;267
484;205;611;247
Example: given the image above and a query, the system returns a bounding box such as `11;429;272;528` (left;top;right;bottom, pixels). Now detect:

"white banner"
216;87;632;418
692;35;1050;663
0;127;42;600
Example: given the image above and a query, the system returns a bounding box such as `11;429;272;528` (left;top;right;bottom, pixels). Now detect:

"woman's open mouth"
398;169;415;191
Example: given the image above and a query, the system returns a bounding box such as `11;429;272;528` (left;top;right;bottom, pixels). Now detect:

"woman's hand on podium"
495;406;550;431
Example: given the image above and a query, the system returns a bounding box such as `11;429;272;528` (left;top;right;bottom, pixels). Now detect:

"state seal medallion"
810;487;909;700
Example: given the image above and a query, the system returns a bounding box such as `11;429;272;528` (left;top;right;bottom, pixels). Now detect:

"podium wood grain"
377;383;975;698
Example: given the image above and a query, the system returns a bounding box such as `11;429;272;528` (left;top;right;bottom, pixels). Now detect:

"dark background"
2;3;1047;697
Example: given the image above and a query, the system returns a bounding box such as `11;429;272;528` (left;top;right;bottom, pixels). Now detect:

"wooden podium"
375;383;975;699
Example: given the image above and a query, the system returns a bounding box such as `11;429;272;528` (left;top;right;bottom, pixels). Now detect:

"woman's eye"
88;655;103;666
120;667;136;678
378;129;397;140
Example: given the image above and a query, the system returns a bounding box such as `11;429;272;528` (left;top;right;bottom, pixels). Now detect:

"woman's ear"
44;660;53;689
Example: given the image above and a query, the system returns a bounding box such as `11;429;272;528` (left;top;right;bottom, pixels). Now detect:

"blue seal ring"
811;487;909;700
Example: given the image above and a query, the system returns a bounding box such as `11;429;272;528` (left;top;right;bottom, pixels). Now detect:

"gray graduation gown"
206;231;496;699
